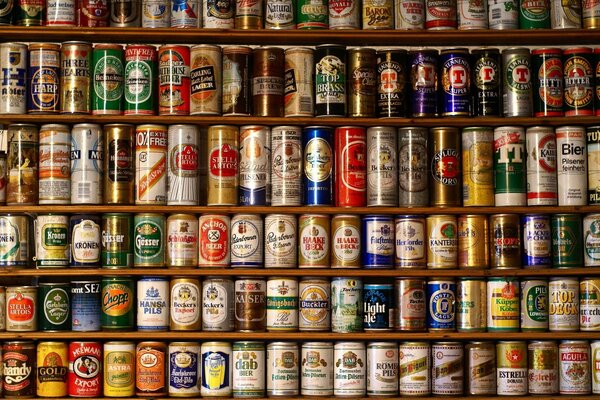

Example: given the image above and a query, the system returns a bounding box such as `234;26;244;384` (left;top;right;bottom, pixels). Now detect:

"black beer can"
471;48;501;116
348;47;377;117
223;46;252;116
376;49;408;118
314;44;347;117
0;0;14;24
408;49;438;117
532;48;564;117
563;47;595;117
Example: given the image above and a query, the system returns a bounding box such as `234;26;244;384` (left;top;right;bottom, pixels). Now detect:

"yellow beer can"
36;341;68;397
104;341;136;397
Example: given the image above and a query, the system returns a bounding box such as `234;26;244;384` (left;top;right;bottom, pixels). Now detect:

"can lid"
93;43;124;50
169;342;201;347
563;47;593;55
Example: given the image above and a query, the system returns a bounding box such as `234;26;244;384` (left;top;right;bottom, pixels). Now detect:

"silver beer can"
270;126;303;206
328;0;360;29
110;0;141;27
167;124;200;205
202;277;234;331
71;123;103;204
367;126;397;206
233;341;266;398
230;214;263;268
502;48;533;117
0;43;27;114
264;214;297;268
432;342;464;395
398;127;428;206
301;342;334;396
395;0;425;29
267;342;299;396
367;342;399;396
488;0;519;29
399;342;430;395
551;0;582;28
142;0;170;27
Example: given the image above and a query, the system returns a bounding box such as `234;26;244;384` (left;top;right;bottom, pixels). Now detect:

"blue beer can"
27;43;61;113
363;282;395;331
522;214;552;268
426;278;456;331
440;48;471;116
408;50;439;117
70;280;101;332
70;214;102;268
362;215;395;268
303;126;333;205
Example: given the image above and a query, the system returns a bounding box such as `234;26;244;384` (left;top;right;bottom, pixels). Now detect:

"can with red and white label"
425;0;457;29
526;126;558;206
298;214;330;268
198;214;230;267
6;286;37;332
158;45;190;115
167;124;200;206
135;124;167;205
68;341;103;397
559;341;591;394
335;126;366;207
207;125;239;206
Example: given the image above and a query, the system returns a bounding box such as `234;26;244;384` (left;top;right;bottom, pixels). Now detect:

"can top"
3;341;36;346
40;123;70;131
431;341;462;346
190;44;221;51
462;127;494;133
62;41;93;46
367;342;397;347
29;43;61;51
222;46;252;54
440;48;469;54
0;42;27;48
267;342;299;348
201;341;231;347
349;47;376;53
304;125;334;130
315;44;346;49
104;341;136;346
471;48;499;54
36;341;68;346
399;341;429;346
169;342;201;347
430;127;460;133
300;342;333;346
285;47;314;53
136;124;168;130
466;341;495;346
73;123;102;130
563;47;593;55
38;282;69;287
167;213;196;219
408;49;439;55
126;44;158;50
94;44;124;51
502;47;530;54
134;213;165;218
137;341;167;347
376;49;408;54
559;340;589;345
531;48;563;55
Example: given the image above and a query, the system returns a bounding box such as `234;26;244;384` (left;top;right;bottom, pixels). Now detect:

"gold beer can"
426;214;458;269
348;48;377;118
331;214;361;268
465;341;496;395
190;45;222;115
60;41;92;114
456;277;486;332
284;47;314;117
207;125;239;205
36;341;68;397
170;277;201;331
528;341;559;395
458;214;489;268
489;214;522;269
166;214;198;267
298;214;331;268
462;127;494;206
104;123;135;204
6;124;39;205
429;127;461;207
104;341;136;397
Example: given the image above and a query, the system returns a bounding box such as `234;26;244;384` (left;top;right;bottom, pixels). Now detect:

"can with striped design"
431;342;463;395
135;124;167;205
167;124;199;206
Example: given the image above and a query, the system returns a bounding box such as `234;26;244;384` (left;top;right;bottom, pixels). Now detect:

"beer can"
330;214;360;268
252;47;284;117
564;47;595;116
264;214;297;268
230;214;263;267
398;127;428;206
559;341;591;394
362;215;394;269
28;43;61;114
4;342;35;397
92;44;124;115
426;214;458;269
203;0;234;27
465;342;496;395
101;276;134;330
0;43;27;114
6;286;37;331
71;280;101;332
0;0;13;23
198;214;230;267
333;342;366;396
136;342;167;397
299;277;330;331
462;127;494;206
488;0;519;29
265;0;296;29
103;341;135;397
36;341;68;397
363;282;395;331
233;341;266;398
38;282;70;331
101;213;133;269
395;0;425;28
348;48;376;117
502;48;533;117
592;340;600;394
303;126;333;205
556;125;587;206
494;126;526;206
520;0;550;28
588;126;600;203
526;126;557;205
68;341;102;397
335;126;366;207
297;0;328;28
77;0;110;26
487;277;520;332
532;48;564;117
158;45;190;115
362;0;393;28
172;0;200;27
133;213;165;267
496;341;527;395
440;48;470;116
328;0;359;28
110;0;140;26
135;124;167;205
284;48;314;117
520;278;549;331
429;127;461;206
60;41;91;114
266;277;299;331
398;342;430;395
395;278;426;331
137;277;169;331
35;214;70;268
457;0;487;29
314;44;347;116
471;48;501;116
200;342;232;397
425;0;457;29
366;342;398;396
167;124;199;205
14;0;43;24
456;277;486;332
489;214;521;269
166;214;198;267
169;277;201;331
581;277;600;330
431;342;463;395
426;279;456;331
528;341;558;394
583;0;600;28
266;342;299;396
458;215;489;268
222;46;251;115
190;45;221;115
207;125;239;205
142;0;170;27
0;214;30;268
37;124;71;204
409;50;438;116
270;126;302;206
298;214;330;268
234;278;266;332
71;123;103;204
103;124;135;204
366;135;398;208
124;44;157;115
522;214;552;268
376;50;408;118
549;277;579;331
331;277;363;333
168;342;201;397
202;277;234;331
239;125;271;205
301;342;334;396
552;214;583;267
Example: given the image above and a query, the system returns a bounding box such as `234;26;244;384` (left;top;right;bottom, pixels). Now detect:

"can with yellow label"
36;341;68;397
104;341;136;397
487;277;520;332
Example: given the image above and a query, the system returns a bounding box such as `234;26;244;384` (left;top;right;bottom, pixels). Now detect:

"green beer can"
124;44;157;116
14;0;44;26
519;0;551;29
552;214;583;268
133;213;165;267
38;282;70;331
102;213;133;268
101;276;135;330
297;0;328;29
92;44;124;115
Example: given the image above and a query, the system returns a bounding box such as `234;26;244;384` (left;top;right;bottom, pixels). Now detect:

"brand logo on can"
475;57;498;88
443;57;469;94
304;138;332;182
102;284;132;316
564;56;593;109
170;351;198;389
72;219;101;263
31;68;59;109
200;217;229;263
0;217;21;261
39;351;68;383
507;57;531;92
44;288;69;325
209;144;238;178
171;144;198;174
429;283;455;323
73;354;101;379
431;148;459;185
135;221;162;259
202;351;229;389
171;283;199;325
333;224;360;262
300;284;329;325
8;290;34;323
125;60;152;104
300;223;328;262
537;57;563;109
94;55;124;101
4;351;33;391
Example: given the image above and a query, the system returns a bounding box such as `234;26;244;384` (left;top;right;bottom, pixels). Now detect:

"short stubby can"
3;341;36;397
487;277;520;332
526;126;558;206
398;342;430;396
314;45;347;117
298;214;330;268
202;277;234;331
593;340;600;394
361;215;394;268
38;282;70;331
233;341;265;398
35;214;70;268
301;342;334;396
520;0;550;28
395;216;426;269
556;125;587;206
488;0;519;29
490;213;521;269
234;278;266;332
366;126;398;206
135;341;167;397
462;127;494;206
427;279;455;332
200;342;233;397
135;124;167;205
158;45;190;115
230;214;263;268
169;277;201;331
101;276;134;331
559;341;591;394
395;278;426;331
367;342;398;396
431;342;463;395
203;0;234;27
71;280;101;332
299;277;331;331
409;50;438;116
563;47;595;116
522;214;552;268
303;126;333;205
398;127;428;206
580;277;600;330
172;0;200;27
60;41;92;114
133;213;165;267
124;44;157;116
102;213;133;269
549;277;580;331
440;48;471;116
270;126;302;206
456;278;486;332
0;214;30;268
6;286;37;332
502;48;533;117
333;342;366;396
266;342;299;396
166;214;198;268
70;123;103;204
520;278;549;331
425;0;457;29
429;127;461;206
328;0;359;29
168;342;201;397
103;341;135;397
67;341;102;397
142;0;170;27
92;44;124;115
457;214;489;269
28;43;61;114
363;282;395;331
77;0;110;26
265;0;296;29
36;341;69;397
137;276;169;331
527;341;558;395
239;125;271;206
362;0;394;29
532;48;564;117
331;277;363;333
426;214;458;269
264;214;297;269
471;48;501;116
198;214;230;267
552;214;583;267
494;126;526;206
395;0;425;28
109;0;141;27
335;126;366;207
331;214;361;269
376;50;408;117
587;126;600;203
284;48;314;117
465;341;496;395
190;45;221;115
457;0;487;29
496;341;528;395
266;277;299;331
0;43;27;114
297;0;328;29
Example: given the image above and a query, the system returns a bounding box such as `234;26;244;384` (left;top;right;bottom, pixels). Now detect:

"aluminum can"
135;124;167;205
581;277;600;330
519;0;550;28
362;0;393;28
35;214;69;268
366;342;398;396
207;125;239;205
549;277;579;331
301;342;334;396
297;0;328;28
166;214;198;267
526;126;557;205
362;215;394;268
314;44;347;116
265;0;296;29
427;279;456;331
398;127;428;206
136;277;169;331
588;126;600;203
456;278;486;332
169;277;201;331
28;43;60;114
252;47;284;117
409;50;438;116
532;48;564;116
234;278;266;332
202;277;234;331
348;48;376;117
239;125;271;205
398;342;430;395
0;214;30;268
331;214;361;268
233;341;266;398
440;48;470;116
67;341;102;397
77;0;109;26
38;124;70;204
488;0;519;29
457;0;487;28
458;215;489;268
71;280;101;332
3;341;35;397
101;213;133;268
136;342;167;397
172;0;200;27
60;42;91;114
38;282;70;331
367;127;397;206
487;277;520;331
6;286;37;331
462;127;494;206
465;341;496;395
0;43;27;114
490;213;521;269
92;44;124;115
266;277;299;331
264;214;297;268
101;276;134;330
471;48;500;116
431;342;463;395
103;341;135;397
133;213;165;267
270;126;302;205
564;47;595;116
47;0;76;24
494;126;526;205
528;341;558;394
168;342;201;397
198;214;230;267
284;48;313;116
189;45;221;115
230;214;263;267
14;0;43;25
363;282;395;331
303;126;333;205
427;214;458;268
552;214;583;267
158;45;190;115
335;127;366;206
299;277;330;331
551;0;581;27
333;342;366;396
124;44;157;115
142;0;170;27
395;0;425;28
502;48;533;116
496;341;527;395
103;124;134;204
110;0;140;26
583;0;600;27
167;124;199;206
71;123;103;204
593;341;600;393
376;50;408;117
222;46;251;115
200;342;232;397
556;125;587;205
520;278;549;331
36;341;68;397
266;342;299;396
328;0;359;28
203;0;234;27
0;0;13;24
559;341;591;394
331;277;363;333
395;278;426;330
522;214;552;268
429;127;461;206
425;0;457;28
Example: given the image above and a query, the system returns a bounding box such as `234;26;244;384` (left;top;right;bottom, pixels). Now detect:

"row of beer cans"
1;275;598;333
2;339;600;398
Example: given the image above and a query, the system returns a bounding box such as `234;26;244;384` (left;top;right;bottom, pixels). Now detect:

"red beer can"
76;0;109;27
68;341;102;397
158;45;190;116
335;126;367;207
198;214;231;267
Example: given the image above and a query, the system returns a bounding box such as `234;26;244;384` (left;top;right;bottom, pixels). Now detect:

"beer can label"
487;278;520;331
456;279;486;332
366;344;398;396
136;344;166;394
587;127;600;203
40;284;70;330
101;280;134;329
103;345;135;397
266;278;299;331
71;217;101;266
523;215;552;267
170;282;200;328
167;125;199;205
35;214;70;267
426;0;457;29
133;215;165;267
301;343;333;396
0;43;27;114
333;344;366;396
202;279;233;331
362;216;394;268
503;52;533;116
142;0;170;27
0;216;29;267
37;342;68;397
71;281;101;331
520;279;548;331
204;0;234;28
315;54;346;108
331;278;363;332
7;287;37;331
284;50;313;116
137;278;169;330
266;345;299;394
264;215;297;268
38;127;71;203
266;0;296;28
432;343;463;395
559;343;591;394
331;216;361;268
169;347;199;392
396;279;426;330
136;126;167;204
549;279;579;331
29;49;60;113
71;124;103;204
231;215;263;267
494;127;526;204
201;346;231;395
68;342;102;397
299;215;330;267
102;214;133;268
233;342;265;397
299;279;330;331
367;128;397;206
564;53;594;115
239;126;271;206
399;343;429;395
585;215;600;266
166;216;198;267
234;279;266;331
467;344;495;394
395;217;426;268
158;46;190;115
171;0;200;27
190;46;221;115
303;134;333;205
270;126;302;205
580;278;600;330
427;282;456;330
199;215;230;267
363;284;394;330
427;216;458;268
